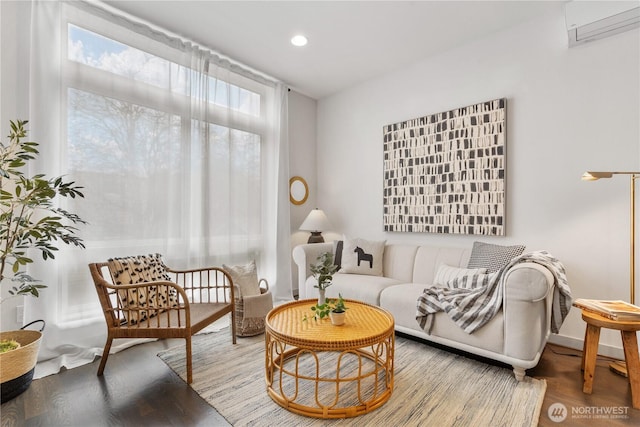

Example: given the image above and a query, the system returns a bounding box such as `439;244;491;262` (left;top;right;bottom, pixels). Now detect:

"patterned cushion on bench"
107;253;179;324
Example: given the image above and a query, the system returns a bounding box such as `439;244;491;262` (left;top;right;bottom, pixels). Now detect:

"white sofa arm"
502;262;555;363
292;243;333;299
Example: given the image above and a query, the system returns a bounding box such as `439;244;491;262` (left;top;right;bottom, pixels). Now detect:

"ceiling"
105;1;565;100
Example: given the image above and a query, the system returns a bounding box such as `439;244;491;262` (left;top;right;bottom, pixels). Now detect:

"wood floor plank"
533;344;640;426
2;337;640;426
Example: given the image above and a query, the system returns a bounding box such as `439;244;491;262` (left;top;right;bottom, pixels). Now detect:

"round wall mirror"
289;176;309;205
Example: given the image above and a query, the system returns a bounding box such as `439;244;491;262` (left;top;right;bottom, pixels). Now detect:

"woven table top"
265;299;395;350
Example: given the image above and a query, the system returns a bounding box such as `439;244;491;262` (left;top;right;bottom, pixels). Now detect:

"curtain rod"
78;0;284;88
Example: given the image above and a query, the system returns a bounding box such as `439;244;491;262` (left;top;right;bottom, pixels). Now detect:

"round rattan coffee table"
264;299;395;419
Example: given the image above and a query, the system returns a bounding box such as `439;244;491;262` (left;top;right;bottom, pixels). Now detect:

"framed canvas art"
383;98;506;235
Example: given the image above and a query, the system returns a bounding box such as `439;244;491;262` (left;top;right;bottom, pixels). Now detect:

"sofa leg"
513;367;526;381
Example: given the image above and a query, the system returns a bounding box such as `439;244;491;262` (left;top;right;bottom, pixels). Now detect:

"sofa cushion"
333;240;344;269
379;283;504;354
467;241;525;273
382;244;419;282
433;264;487;287
411;246;471;284
340;237;385;276
305;273;401;306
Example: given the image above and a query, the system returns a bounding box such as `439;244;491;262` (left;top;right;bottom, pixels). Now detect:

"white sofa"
292;242;556;380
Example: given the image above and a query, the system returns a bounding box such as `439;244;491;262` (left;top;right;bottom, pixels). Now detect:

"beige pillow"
223;260;260;297
433;264;487;287
340;237;385;276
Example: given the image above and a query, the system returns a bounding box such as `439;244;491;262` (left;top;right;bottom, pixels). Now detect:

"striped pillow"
433;264;487;287
447;273;491;290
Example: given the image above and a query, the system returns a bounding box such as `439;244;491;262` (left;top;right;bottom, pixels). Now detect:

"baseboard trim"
548;334;624;360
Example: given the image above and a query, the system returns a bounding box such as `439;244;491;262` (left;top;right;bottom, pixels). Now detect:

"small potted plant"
309;251;338;305
307;293;348;326
328;294;348;326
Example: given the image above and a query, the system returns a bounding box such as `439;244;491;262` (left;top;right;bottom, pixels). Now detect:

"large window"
24;1;287;372
59;14;269;321
64;23;264;243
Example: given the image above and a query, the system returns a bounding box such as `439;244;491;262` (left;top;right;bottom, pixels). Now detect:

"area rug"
158;329;546;426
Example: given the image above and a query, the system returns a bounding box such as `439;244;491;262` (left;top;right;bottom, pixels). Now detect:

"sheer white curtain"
26;0;291;377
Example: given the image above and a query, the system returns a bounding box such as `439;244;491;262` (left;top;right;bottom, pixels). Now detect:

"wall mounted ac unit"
565;1;640;47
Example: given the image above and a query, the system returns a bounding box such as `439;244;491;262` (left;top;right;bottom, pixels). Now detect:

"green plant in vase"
310;251;338;305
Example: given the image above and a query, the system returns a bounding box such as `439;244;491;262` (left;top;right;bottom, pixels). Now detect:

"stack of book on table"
573;298;640;321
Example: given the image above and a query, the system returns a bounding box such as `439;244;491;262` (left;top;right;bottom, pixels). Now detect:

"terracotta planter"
330;311;345;326
0;320;44;403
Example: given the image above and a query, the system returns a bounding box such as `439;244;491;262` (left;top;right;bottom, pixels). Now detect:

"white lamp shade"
300;209;331;232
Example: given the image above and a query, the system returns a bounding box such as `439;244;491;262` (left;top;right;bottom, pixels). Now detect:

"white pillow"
223;260;260;297
340;237;386;276
433;264;487;287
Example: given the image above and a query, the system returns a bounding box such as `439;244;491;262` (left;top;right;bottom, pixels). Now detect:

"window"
68;25;261;116
59;14;270;321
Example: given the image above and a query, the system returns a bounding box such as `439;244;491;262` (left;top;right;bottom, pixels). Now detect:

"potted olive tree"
309;251;338;305
0;119;86;402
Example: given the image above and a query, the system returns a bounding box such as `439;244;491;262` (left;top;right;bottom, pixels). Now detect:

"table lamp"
300;209;331;243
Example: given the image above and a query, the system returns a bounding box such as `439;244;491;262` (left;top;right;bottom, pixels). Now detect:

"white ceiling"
105;1;564;99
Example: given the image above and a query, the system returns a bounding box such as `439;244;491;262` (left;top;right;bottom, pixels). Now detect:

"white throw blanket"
416;251;572;334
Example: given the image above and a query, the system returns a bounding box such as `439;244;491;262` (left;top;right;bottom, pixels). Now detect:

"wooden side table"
580;310;640;409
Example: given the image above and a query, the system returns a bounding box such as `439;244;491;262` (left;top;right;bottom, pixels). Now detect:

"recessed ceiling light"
291;35;308;47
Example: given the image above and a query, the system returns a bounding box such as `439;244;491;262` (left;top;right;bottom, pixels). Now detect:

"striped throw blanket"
416;251;572;334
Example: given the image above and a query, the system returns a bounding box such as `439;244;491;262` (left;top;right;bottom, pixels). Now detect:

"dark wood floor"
2;337;639;426
531;344;640;426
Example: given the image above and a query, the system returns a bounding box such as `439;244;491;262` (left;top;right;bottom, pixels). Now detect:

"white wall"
288;90;318;294
288;90;318;237
316;4;640;356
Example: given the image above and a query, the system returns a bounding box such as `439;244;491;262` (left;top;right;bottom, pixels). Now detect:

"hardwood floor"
1;338;228;427
532;344;640;426
2;337;639;426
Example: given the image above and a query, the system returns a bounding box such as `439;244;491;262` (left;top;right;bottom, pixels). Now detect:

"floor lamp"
582;171;640;376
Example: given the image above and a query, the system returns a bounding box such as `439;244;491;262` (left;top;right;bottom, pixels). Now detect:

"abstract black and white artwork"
383;98;506;236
